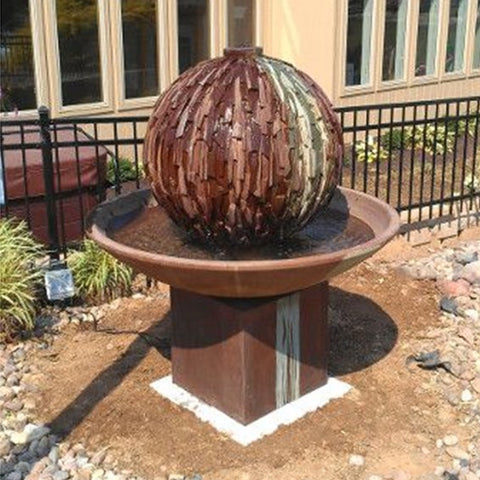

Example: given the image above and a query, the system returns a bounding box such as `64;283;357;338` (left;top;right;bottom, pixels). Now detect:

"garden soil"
30;236;476;480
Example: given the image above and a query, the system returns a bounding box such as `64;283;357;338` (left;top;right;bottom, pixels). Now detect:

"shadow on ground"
328;286;398;376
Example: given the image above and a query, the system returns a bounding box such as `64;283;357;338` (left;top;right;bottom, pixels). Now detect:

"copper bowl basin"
86;187;400;298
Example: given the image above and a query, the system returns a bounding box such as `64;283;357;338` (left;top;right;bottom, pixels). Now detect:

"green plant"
107;157;140;184
355;136;388;163
380;128;406;150
404;123;455;156
68;239;133;303
464;162;480;194
0;219;43;339
464;174;480;193
454;118;478;138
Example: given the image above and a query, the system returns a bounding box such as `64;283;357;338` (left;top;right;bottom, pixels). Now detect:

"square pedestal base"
151;375;351;445
171;283;329;425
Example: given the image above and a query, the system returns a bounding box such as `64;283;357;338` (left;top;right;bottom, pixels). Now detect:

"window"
415;0;440;77
227;0;255;47
0;0;36;111
121;0;158;98
177;0;210;74
56;0;103;106
3;0;256;113
382;0;408;81
474;0;480;69
346;0;374;86
445;0;468;73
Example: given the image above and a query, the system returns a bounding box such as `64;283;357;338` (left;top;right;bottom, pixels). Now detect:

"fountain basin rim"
87;187;400;297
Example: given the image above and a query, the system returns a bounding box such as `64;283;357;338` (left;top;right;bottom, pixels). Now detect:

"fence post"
38;106;60;260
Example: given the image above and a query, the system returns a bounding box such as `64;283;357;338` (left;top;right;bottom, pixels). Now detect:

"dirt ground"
26;232;477;480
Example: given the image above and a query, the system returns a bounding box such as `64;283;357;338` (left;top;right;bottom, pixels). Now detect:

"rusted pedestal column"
171;283;329;425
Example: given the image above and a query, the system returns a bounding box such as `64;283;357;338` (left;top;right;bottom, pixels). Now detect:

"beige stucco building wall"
261;0;339;101
260;0;479;108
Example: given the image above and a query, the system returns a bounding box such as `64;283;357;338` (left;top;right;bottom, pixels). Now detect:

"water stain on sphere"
143;47;343;246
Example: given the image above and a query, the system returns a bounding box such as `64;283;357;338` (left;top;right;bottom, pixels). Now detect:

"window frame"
0;0;49;117
43;0;113;116
410;0;443;83
339;0;480;99
224;0;260;49
6;0;260;116
377;0;412;89
341;0;379;95
437;0;472;84
110;0;169;112
469;0;480;74
169;0;223;80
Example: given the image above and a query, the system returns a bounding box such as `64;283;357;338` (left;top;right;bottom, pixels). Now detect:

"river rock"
439;279;471;297
444;435;459;446
461;261;480;285
446;446;470;460
349;454;365;466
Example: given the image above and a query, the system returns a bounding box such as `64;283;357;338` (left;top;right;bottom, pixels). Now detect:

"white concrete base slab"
150;376;351;446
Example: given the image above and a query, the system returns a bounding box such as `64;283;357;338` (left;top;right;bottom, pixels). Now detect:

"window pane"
415;0;440;77
56;0;102;105
473;0;480;69
382;0;408;81
346;0;373;86
121;0;158;98
0;0;36;111
178;0;209;74
227;0;255;48
445;0;468;72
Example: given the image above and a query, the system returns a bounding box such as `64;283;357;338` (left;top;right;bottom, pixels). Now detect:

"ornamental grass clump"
68;239;132;303
0;219;43;340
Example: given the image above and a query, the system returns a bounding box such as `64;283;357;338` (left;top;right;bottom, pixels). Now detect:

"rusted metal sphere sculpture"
144;47;343;246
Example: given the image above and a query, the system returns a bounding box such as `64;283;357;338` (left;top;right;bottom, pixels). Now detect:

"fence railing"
337;95;480;224
1;95;479;258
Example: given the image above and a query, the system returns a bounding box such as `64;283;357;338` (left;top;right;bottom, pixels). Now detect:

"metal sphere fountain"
87;48;400;441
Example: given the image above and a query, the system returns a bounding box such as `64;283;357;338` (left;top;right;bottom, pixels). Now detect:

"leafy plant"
0;219;43;339
380;128;406;151
404;123;455;156
68;239;132;303
464;174;480;193
106;157;140;184
452;118;478;138
464;162;480;194
355;136;388;163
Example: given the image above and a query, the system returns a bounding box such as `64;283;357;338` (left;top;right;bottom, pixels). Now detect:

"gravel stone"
461;261;480;285
0;437;12;457
444;435;459;446
53;471;70;480
6;472;22;480
461;389;473;402
348;454;365;466
14;461;31;473
446;446;471;460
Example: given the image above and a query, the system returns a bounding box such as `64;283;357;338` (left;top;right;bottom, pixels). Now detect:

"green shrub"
0;219;43;339
404;123;455;156
68;240;133;303
106;157;140;184
380;128;406;150
452;118;478;138
355;136;388;163
464;162;480;194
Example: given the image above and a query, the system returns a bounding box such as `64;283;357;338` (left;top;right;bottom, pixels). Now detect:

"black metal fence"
1;95;479;258
337;96;480;224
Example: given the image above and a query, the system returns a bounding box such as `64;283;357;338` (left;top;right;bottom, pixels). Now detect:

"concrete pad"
151;376;351;446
